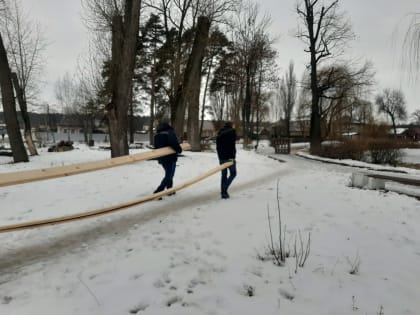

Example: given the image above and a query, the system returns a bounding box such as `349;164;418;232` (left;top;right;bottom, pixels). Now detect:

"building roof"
57;115;83;128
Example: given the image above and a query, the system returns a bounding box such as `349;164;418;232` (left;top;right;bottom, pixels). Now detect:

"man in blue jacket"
216;122;237;199
153;120;182;195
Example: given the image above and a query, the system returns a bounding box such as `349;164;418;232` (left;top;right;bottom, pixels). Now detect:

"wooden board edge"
0;143;191;187
0;161;233;233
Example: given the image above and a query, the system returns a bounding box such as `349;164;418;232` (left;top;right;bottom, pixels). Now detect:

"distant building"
56;115;83;134
401;127;420;141
340;132;358;139
270;120;310;139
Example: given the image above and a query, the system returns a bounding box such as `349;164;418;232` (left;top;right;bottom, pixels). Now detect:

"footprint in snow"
131;273;142;280
166;296;182;307
278;288;295;301
153;279;166;288
188;277;206;289
129;302;149;314
1;296;13;305
247;266;263;278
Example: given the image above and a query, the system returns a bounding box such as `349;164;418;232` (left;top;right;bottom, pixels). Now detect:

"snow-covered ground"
0;144;419;315
401;148;420;165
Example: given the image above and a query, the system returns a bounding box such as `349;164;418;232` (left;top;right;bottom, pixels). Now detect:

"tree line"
0;0;419;162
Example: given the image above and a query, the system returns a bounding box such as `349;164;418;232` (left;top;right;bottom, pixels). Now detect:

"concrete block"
351;173;368;188
366;177;386;190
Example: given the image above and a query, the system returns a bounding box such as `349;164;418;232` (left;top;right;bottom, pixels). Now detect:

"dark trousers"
155;160;177;193
220;159;236;194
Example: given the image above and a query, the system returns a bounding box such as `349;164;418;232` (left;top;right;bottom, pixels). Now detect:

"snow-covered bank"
401;148;420;165
0;145;419;315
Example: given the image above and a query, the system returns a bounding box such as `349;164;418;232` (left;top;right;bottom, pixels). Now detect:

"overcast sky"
21;0;420;116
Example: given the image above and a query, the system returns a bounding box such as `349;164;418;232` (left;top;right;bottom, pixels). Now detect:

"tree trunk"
391;116;397;135
83;118;89;143
309;28;321;154
0;33;28;162
11;72;38;155
242;62;252;148
89;116;94;143
107;0;141;157
309;92;322;154
129;86;134;144
199;56;213;140
174;16;210;149
149;62;156;146
254;70;263;150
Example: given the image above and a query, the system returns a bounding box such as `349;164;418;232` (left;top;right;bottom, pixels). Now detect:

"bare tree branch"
376;88;407;134
81;0;123;32
1;0;47;104
402;13;420;78
296;0;354;153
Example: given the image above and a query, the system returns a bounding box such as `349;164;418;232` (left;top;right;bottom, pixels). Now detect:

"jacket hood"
218;125;234;135
157;122;172;132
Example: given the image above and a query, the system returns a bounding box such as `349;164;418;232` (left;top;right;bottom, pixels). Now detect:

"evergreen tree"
136;13;168;145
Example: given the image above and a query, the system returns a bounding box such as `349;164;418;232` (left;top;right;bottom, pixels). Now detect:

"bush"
259;181;311;273
368;139;403;166
319;137;404;166
319;139;367;160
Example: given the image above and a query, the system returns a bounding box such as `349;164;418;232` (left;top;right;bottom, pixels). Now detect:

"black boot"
153;189;163;200
221;191;230;199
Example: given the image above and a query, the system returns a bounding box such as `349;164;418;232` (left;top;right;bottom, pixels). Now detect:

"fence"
271;138;290;154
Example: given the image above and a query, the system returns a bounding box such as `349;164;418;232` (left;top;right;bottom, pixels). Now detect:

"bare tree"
145;0;239;145
0;31;28;162
233;1;276;147
403;13;420;76
174;15;210;150
253;43;277;149
77;42;107;144
194;0;242;138
55;72;78;113
375;88;407;135
267;87;282;123
411;109;420;125
194;0;240;24
307;61;374;139
1;0;45;155
296;0;354;153
54;72;83;140
296;100;311;138
54;43;105;145
83;0;142;157
279;61;297;138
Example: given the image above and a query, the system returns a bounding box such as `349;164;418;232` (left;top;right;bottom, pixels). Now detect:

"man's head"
224;121;233;128
160;117;170;125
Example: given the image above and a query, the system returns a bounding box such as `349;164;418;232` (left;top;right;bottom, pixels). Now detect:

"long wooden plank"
0;143;191;187
0;161;233;233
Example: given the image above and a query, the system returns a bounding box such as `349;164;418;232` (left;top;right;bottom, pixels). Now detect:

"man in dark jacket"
153;121;182;195
216;122;237;199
